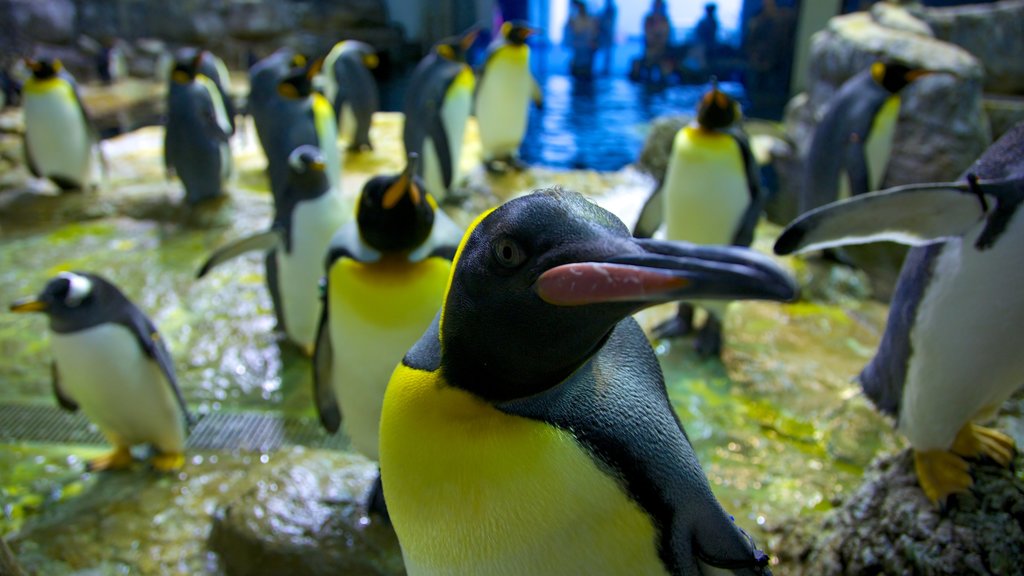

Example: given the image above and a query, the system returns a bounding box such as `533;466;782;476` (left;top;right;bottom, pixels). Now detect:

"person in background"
595;0;617;75
631;0;675;83
744;0;797;119
694;2;719;70
564;0;598;79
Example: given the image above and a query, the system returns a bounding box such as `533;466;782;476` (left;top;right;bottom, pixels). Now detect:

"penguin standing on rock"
634;83;763;357
402;29;478;202
380;189;794;574
197;145;347;356
10;272;191;472
21;57;100;191
165;50;234;206
313;152;462;518
319;40;379;152
473;21;543;173
775;122;1024;505
801;61;935;213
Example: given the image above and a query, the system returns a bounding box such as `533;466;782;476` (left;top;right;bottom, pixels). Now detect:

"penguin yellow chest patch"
329;256;450;327
380;367;667;576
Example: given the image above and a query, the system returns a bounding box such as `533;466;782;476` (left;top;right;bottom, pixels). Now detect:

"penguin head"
170;49;205;84
26;57;62;80
501;21;536;46
435;27;479;63
10;272;126;332
871;61;933;94
277;59;320;99
696;79;739;131
356;153;435;254
285;145;330;200
440;189;798;402
339;40;379;69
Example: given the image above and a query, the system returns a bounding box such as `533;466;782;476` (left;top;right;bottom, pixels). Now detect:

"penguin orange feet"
913;449;972;505
951;422;1017;468
150;452;186;473
87;446;134;472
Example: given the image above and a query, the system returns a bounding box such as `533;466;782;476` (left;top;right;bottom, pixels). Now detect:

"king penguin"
312;152;462;517
473;21;544;173
10;272;191;472
21;57;99;191
775;121;1024;504
318;40;379;152
198;144;347;355
168;47;237;133
801;61;935;213
165;50;234;206
634;82;763;357
379;189;795;575
402;29;478;202
248;48;306;157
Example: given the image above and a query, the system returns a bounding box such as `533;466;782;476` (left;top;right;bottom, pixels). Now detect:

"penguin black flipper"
408;209;463;262
633;181;665;239
334;58;378;151
196;230;283;278
312;300;341;432
425;101;455;189
114;308;193;426
51;361;79;412
494;319;771;575
729;129;764;247
23;133;41;178
843;130;871;199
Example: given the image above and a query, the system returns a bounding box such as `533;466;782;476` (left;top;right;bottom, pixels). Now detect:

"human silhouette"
565;0;599;78
596;0;617;75
631;0;675;83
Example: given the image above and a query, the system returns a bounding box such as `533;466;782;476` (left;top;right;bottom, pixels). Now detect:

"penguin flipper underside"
197;230;283;278
119;312;193;427
774;181;988;256
312;301;342;433
633;182;665;239
51;361;79;412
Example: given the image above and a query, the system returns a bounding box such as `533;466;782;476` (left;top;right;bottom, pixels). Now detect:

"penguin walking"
473;21;543;173
380;189;795;575
10;272;191;472
165;50;234;206
402;29;478;202
312;152;462;518
319;40;379;152
634;83;763;357
801;61;934;213
21;57;100;191
198;145;347;356
775;122;1024;504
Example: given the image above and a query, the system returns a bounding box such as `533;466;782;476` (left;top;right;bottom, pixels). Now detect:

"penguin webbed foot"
913;449;973;506
652;303;696;339
87;446;135;472
150;451;186;473
366;471;391;526
951;422;1017;468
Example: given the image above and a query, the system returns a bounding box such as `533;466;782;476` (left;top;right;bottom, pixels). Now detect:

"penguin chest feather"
24;81;91;184
380;368;668;576
50;324;185;452
476;46;532;154
328;257;451;460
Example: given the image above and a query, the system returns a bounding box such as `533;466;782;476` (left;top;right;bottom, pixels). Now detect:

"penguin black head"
26;57;62;80
871;61;932;94
435;27;480;63
501;21;536;46
277;59;321;99
285;145;330;200
696;79;739;131
440;189;797;402
340;40;379;69
357;153;435;253
10;272;128;333
171;49;205;84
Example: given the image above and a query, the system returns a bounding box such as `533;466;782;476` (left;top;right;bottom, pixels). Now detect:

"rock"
208;449;404;576
919;0;1024;94
635;115;688;183
794;449;1024;575
6;0;76;45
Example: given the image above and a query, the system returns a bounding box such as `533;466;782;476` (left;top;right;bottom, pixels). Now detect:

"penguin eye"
493;238;526;269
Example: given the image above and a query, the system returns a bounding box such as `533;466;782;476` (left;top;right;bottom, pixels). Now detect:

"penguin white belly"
475;51;532;158
328;257;451;460
313;95;343;193
440;83;473;184
865;97;899;192
421;138;446;201
24;85;92;186
900;217;1024;451
51;324;185;452
339;102;357;144
277;191;348;350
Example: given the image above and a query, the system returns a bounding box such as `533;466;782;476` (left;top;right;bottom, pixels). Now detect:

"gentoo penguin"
10;272;191;472
801;61;934;213
312;153;462;517
402;29;478;202
248;48;306;156
380;189;795;575
634;83;763;357
318;40;379;152
21;57;99;191
197;144;347;355
165;50;234;205
473;21;543;173
775;121;1024;504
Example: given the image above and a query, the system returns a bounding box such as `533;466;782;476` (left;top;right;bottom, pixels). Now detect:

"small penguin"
634;82;763;357
169;47;237;133
312;152;462;517
473;21;543;173
165;50;234;205
21;57;99;191
775;122;1024;504
801;61;934;213
198;144;347;355
319;40;379;152
10;272;191;472
402;29;478;202
380;189;794;575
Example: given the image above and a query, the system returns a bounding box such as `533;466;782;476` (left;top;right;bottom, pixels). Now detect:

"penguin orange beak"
383;154;422;209
905;69;935;81
10;297;48;313
535;239;797;307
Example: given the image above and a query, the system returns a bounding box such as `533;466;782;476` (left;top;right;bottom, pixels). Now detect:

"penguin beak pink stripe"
535;263;689;306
